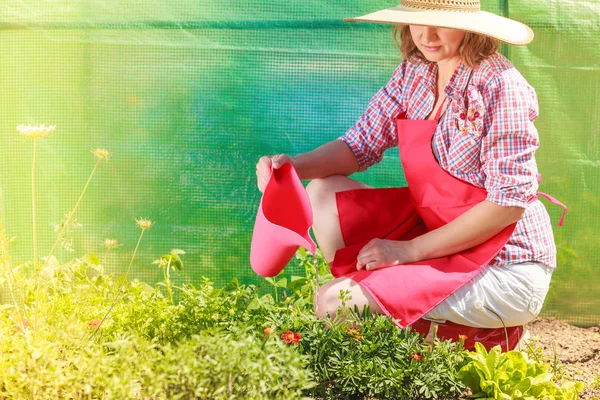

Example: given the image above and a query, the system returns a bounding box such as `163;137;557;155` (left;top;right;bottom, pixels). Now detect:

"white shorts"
424;262;553;328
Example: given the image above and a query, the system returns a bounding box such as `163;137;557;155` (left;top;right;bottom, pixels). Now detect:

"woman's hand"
256;154;295;192
356;238;420;271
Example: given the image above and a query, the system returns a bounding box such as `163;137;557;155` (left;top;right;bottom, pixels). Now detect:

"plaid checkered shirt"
339;52;557;268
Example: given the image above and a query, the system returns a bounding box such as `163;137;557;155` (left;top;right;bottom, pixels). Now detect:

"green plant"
0;313;315;399
459;342;584;399
87;217;154;340
153;248;185;303
525;337;568;383
0;239;315;399
265;274;288;303
296;313;469;400
251;250;470;399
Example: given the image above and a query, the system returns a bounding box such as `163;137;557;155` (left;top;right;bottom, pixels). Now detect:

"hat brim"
345;7;533;46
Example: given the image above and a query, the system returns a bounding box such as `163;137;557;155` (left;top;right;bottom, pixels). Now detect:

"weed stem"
35;158;102;330
31;140;38;270
47;159;101;261
0;223;23;316
87;227;147;341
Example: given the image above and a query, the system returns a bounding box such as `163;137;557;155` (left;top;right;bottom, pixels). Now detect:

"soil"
527;317;600;399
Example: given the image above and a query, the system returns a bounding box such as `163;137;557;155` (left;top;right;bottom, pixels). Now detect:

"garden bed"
528;317;600;400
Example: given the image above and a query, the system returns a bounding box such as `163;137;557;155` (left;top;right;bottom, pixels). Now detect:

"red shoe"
410;318;525;352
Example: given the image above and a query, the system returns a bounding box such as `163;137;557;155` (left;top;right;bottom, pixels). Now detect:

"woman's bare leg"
314;277;384;320
305;175;371;263
306;176;382;320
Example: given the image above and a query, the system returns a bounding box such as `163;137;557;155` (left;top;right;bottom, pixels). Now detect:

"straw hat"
345;0;534;45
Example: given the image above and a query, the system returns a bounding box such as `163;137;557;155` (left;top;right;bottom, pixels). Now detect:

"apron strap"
434;96;448;121
537;192;567;226
536;173;567;226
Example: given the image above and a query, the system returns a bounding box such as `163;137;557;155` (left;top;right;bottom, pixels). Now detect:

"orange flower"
88;319;102;329
458;334;468;343
263;327;273;335
411;352;423;362
281;330;301;344
347;328;364;341
14;318;31;332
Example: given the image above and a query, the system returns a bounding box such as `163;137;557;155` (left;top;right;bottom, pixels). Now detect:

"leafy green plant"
525;337;569;383
0;313;314;399
87;217;154;340
248;251;471;399
265;274;288;303
153;248;185;303
459;342;584;399
0;223;314;399
297;313;469;400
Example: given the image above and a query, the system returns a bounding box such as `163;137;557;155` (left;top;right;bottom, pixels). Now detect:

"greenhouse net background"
0;0;598;326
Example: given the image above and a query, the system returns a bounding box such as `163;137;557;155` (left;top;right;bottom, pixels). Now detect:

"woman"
255;0;565;349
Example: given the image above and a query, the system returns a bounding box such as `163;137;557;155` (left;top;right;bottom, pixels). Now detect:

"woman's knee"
306;175;368;208
313;277;382;320
305;177;339;214
314;278;344;319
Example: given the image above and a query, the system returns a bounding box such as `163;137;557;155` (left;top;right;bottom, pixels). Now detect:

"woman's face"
409;26;466;64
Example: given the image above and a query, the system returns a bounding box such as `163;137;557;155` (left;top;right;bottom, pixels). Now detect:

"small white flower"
16;124;56;139
135;218;154;231
103;238;119;249
92;148;111;160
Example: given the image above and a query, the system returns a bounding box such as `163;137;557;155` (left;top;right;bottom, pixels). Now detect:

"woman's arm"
411;200;524;259
292;140;359;180
256;140;358;192
356;200;524;270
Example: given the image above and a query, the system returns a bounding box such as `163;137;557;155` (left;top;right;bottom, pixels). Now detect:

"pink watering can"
250;163;316;277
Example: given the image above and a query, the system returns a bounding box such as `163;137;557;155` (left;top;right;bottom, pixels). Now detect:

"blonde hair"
393;25;499;68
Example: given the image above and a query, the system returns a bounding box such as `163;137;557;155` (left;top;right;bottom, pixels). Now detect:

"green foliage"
153;248;185;303
459;342;584;399
0;320;312;399
0;134;314;399
0;254;315;399
299;313;469;400
0;237;588;400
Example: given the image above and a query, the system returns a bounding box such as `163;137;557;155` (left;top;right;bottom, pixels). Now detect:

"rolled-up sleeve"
481;70;540;208
338;62;407;172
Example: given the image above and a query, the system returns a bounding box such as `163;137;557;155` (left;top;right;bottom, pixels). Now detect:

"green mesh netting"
0;0;598;326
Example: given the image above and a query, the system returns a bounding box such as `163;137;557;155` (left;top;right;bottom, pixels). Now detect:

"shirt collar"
416;60;472;97
416;61;437;90
444;61;472;98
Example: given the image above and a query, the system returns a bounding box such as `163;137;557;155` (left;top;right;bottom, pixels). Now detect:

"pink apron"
331;79;565;350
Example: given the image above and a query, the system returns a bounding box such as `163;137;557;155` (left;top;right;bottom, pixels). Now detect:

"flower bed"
1;245;588;399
